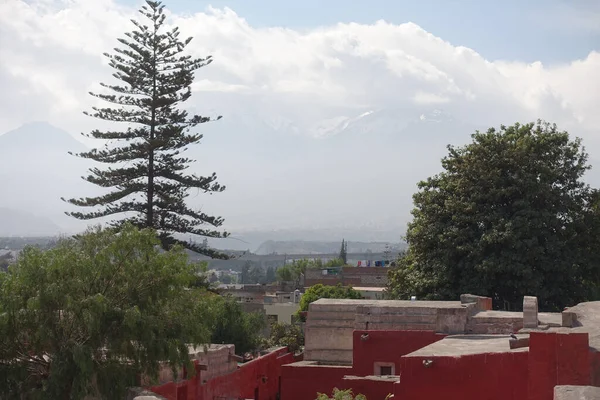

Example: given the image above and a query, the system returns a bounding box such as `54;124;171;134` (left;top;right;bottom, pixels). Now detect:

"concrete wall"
304;300;358;365
189;345;237;382
304;299;469;365
264;303;299;325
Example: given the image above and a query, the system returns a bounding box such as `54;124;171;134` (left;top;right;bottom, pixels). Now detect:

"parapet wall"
304;299;471;364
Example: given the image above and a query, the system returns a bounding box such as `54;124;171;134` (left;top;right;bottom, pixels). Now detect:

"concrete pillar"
523;296;539;329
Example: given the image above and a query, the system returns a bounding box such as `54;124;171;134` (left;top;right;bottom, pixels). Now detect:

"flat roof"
311;298;464;309
404;334;529;357
352;287;387;292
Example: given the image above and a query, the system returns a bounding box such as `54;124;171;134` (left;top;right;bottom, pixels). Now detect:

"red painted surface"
151;347;298;400
396;352;529;400
556;333;590;386
591;351;600;386
280;364;351;400
339;377;395;400
528;332;591;400
352;330;446;376
151;330;599;400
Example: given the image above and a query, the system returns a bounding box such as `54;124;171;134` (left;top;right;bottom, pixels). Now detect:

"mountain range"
4;108;575;251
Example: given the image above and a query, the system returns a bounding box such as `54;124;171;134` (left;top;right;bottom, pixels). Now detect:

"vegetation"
299;284;362;313
388;121;600;311
264;322;304;354
316;388;367;400
0;252;12;271
0;224;213;399
207;295;266;354
63;0;228;258
276;258;347;288
339;239;348;264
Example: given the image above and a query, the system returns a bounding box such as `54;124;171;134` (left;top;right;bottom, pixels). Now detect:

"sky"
0;0;599;241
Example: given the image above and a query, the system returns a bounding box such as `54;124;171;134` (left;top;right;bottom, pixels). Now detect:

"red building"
279;296;600;400
145;295;600;400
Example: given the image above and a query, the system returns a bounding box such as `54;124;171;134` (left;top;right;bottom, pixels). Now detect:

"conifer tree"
339;239;347;264
63;0;228;258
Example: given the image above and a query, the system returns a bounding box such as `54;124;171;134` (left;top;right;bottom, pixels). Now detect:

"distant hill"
255;240;407;255
0;122;95;233
0;208;62;237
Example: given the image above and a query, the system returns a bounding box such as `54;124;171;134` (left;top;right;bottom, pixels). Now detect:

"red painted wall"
281;364;351;400
352;330;446;376
395;352;529;400
528;332;591;400
339;377;395;400
151;347;297;400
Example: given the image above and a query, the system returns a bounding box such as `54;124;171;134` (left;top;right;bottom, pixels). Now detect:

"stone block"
460;294;493;311
523;296;539;329
509;337;530;349
562;310;578;327
554;385;600;400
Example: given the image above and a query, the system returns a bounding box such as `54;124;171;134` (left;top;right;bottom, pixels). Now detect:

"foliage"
325;258;345;268
339;239;348;264
266;266;276;283
299;284;362;313
276;264;294;282
207;295;266;354
63;0;228;258
264;322;304;354
387;121;600;310
316;388;367;400
0;252;12;271
0;223;212;399
276;259;317;288
241;261;251;284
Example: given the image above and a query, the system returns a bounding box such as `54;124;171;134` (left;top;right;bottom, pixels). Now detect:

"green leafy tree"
220;273;234;284
0;252;12;271
388;121;600;311
299;284;362;313
339;239;348;264
265;322;304;354
276;265;294;282
325;258;345;268
0;224;212;399
266;266;276;283
63;0;228;258
208;295;265;354
249;265;265;284
241;261;251;284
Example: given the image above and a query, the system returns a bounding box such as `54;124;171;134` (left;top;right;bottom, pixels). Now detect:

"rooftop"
311;298;465;309
405;334;529;357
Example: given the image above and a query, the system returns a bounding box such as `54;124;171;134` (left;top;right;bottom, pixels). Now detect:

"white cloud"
0;0;599;235
1;0;597;137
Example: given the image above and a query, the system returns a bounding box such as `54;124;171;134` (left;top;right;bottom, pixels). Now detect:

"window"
374;362;395;376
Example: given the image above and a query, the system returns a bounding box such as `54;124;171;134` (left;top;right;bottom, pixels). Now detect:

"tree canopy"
387;121;600;311
0;223;212;399
63;0;228;258
264;322;304;354
206;295;265;354
299;284;362;313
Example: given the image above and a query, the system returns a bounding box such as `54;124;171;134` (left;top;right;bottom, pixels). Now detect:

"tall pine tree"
339;239;347;264
63;1;228;258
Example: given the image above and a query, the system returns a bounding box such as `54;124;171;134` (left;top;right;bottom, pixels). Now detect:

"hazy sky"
0;0;599;239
